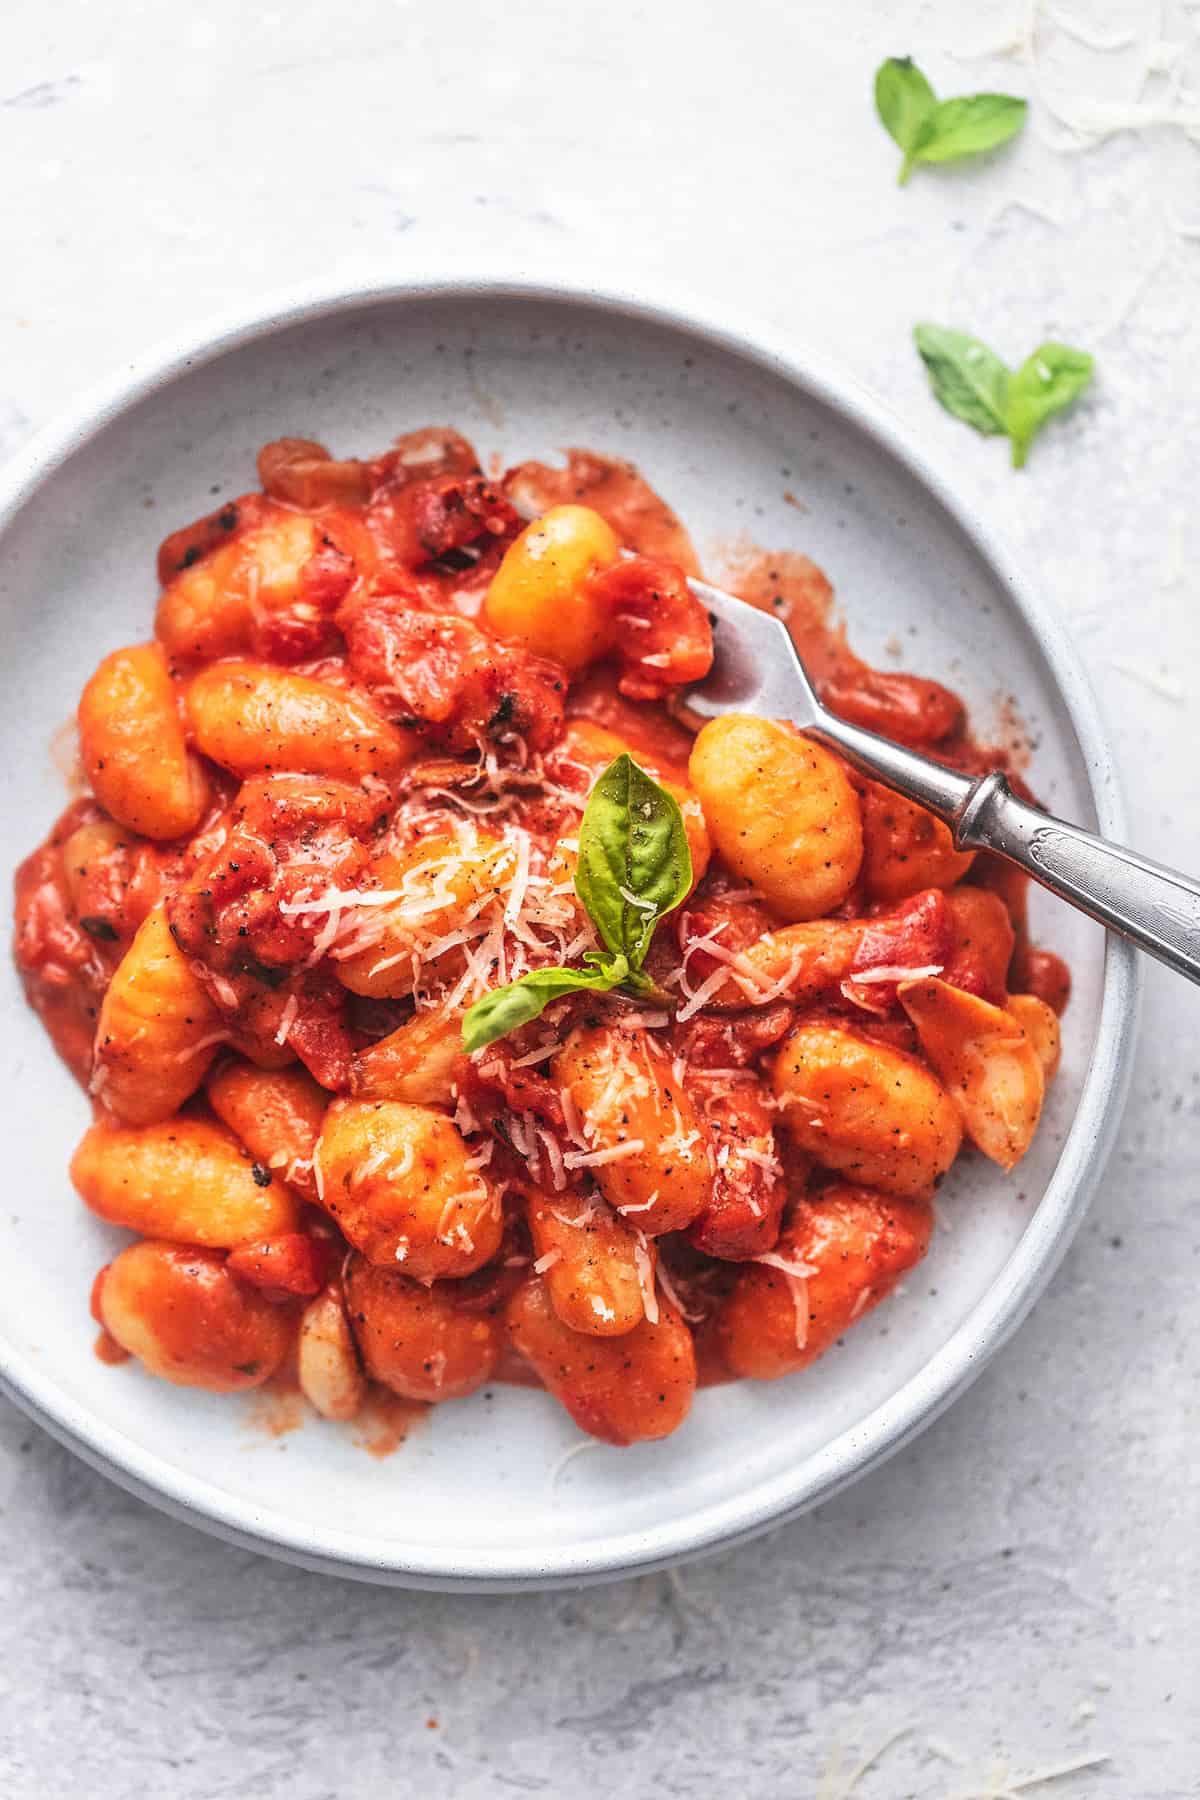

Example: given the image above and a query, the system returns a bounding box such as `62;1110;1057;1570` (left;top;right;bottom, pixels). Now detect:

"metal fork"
676;577;1200;986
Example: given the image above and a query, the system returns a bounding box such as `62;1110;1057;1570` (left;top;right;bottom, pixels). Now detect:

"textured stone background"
2;1;1198;1793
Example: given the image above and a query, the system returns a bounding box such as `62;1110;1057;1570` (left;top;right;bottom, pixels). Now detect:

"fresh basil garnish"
1005;343;1096;469
461;755;691;1052
913;325;1010;437
875;57;939;181
875;57;1026;184
914;323;1094;468
461;953;630;1054
575;752;693;967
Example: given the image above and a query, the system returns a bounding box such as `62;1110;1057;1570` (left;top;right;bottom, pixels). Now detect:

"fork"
676;577;1200;986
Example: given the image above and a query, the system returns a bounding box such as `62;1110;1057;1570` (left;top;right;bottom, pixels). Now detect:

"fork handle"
807;711;1200;987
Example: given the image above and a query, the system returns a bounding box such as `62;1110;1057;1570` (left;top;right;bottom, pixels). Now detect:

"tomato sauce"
14;424;1070;1447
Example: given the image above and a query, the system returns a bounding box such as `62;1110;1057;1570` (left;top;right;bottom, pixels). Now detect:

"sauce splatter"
353;1388;428;1459
246;1377;307;1440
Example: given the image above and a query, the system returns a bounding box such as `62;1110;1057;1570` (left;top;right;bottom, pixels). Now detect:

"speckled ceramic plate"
0;278;1139;1590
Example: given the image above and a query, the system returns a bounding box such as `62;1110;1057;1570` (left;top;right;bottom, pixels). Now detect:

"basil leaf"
910;94;1027;173
461;952;629;1053
461;755;693;1051
914;324;1095;469
575;754;692;969
875;58;1026;183
1006;342;1095;468
914;323;1010;437
875;57;938;181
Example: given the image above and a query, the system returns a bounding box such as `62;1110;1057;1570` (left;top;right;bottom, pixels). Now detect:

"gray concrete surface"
1;1;1197;1793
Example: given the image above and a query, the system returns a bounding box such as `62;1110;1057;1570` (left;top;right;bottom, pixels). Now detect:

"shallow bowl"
0;277;1138;1589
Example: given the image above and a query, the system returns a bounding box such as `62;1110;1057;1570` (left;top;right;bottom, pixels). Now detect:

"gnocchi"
206;1061;328;1202
72;1115;300;1245
93;904;223;1125
507;1276;696;1445
344;1254;503;1402
97;1242;295;1391
15;419;1069;1452
552;1023;712;1234
689;715;863;919
526;1190;648;1336
185;661;411;781
772;1019;962;1198
313;1100;502;1279
298;1284;369;1420
898;975;1047;1171
78;643;210;840
717;1185;933;1379
483;503;619;670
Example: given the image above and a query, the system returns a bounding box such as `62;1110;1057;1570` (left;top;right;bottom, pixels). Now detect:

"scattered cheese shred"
632;1231;659;1325
675;966;735;1022
753;1251;818;1350
273;994;299;1046
563;1138;645;1171
616;1190;659;1216
849;962;944;986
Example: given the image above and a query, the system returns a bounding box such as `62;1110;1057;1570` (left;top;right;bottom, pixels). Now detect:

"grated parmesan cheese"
632;1231;658;1324
563;1138;645;1171
535;1127;567;1191
273;994;299;1046
616;1190;659;1216
753;1251;818;1350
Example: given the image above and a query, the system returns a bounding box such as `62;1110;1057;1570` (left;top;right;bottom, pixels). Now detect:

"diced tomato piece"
672;1001;797;1069
584;555;713;699
365;474;520;572
841;888;953;1014
337;591;565;751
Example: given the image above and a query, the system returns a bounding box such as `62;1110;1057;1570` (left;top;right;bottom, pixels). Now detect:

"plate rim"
0;272;1141;1590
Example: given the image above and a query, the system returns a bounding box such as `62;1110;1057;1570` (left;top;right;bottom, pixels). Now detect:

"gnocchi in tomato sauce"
13;425;1069;1446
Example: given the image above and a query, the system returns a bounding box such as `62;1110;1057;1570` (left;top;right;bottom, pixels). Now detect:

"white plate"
0;277;1139;1590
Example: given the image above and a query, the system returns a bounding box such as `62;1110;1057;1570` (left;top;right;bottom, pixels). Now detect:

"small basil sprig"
875;57;1027;184
1005;344;1095;468
914;324;1095;468
461;754;692;1052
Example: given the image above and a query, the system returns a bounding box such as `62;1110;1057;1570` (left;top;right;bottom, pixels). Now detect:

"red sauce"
353;1388;428;1459
16;424;1071;1453
723;546;1067;1007
246;1381;307;1439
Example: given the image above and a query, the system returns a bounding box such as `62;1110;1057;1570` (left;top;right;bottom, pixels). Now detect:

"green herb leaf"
460;755;693;1052
1005;342;1095;468
575;754;692;969
875;57;938;180
909;94;1027;173
913;324;1095;469
914;324;1011;437
461;952;630;1054
875;59;1026;183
